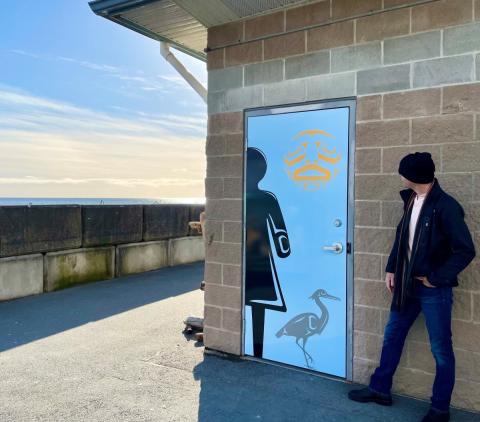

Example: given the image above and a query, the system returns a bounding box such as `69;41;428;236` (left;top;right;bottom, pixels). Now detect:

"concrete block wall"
205;0;480;411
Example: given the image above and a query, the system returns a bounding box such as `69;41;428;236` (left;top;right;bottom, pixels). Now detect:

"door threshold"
241;354;352;383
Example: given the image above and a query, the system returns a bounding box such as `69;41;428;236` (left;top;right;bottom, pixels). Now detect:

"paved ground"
0;262;478;421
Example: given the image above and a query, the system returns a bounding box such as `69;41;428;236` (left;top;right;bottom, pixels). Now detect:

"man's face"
283;129;342;191
401;175;416;188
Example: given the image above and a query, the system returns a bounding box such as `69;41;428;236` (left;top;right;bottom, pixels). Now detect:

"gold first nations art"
283;129;341;191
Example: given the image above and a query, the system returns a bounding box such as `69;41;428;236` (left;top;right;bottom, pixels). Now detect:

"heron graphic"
275;289;340;368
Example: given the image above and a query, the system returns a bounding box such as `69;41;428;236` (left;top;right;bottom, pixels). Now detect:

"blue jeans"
369;281;455;413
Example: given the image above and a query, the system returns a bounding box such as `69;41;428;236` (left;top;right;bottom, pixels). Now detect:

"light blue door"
243;100;355;379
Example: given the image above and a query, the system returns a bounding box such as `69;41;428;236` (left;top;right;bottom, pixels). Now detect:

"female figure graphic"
245;147;291;358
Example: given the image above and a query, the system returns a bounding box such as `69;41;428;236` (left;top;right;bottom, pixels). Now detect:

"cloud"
7;49;206;94
0;176;203;187
0;86;207;198
0;86;206;138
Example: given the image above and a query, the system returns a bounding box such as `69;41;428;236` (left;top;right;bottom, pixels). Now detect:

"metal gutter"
89;0;160;16
88;0;207;61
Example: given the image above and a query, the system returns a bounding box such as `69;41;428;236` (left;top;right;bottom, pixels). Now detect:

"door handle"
322;242;343;254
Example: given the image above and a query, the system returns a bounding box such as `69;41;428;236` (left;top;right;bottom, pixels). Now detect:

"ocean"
0;197;206;206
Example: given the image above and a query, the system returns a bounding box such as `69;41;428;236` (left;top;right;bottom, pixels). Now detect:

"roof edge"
89;0;158;16
89;0;206;61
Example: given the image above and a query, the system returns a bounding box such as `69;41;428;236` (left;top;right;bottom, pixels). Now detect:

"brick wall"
204;0;480;411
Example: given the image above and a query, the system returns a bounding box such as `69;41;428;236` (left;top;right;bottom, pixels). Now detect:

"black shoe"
421;409;450;422
348;387;393;406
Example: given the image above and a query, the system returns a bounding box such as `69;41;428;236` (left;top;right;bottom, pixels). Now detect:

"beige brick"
412;114;474;145
475;293;480;322
411;0;473;32
382;145;441;174
354;252;382;279
464;201;480;232
443;83;480;114
204;219;222;244
206;241;241;265
381;201;404;227
443;142;480;172
355;148;381;174
207;48;225;70
453;289;472;321
225;40;262;67
355;279;391;309
204;262;222;285
223;178;243;199
353;356;377;384
354;331;383;360
208;22;243;49
205;177;223;199
474;173;480;201
458;257;480;291
355;200;381;226
383;88;441;119
384;0;425;6
354;305;384;334
225;133;244;154
355;227;395;254
264;31;305;60
245;11;284;41
205;199;242;221
204;305;222;328
286;1;330;31
357;95;382;122
455;348;480;381
393;367;434;399
223;221;242;244
407;341;435;373
223;264;241;287
206;134;226;156
356;8;410;43
205;283;241;309
477;114;480;140
332;0;382;19
207;155;243;178
208;112;243;134
356;174;404;200
204;326;241;355
222;308;242;333
307;20;354;52
453;319;480;351
437;173;473;206
451;379;480;412
356;120;409;147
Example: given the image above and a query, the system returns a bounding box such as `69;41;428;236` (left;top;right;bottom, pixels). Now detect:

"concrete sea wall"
0;204;205;301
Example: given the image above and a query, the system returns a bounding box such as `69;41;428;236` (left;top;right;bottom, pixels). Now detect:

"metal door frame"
240;97;356;382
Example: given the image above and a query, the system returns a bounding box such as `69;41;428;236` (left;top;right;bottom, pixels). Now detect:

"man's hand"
385;272;395;293
415;276;436;288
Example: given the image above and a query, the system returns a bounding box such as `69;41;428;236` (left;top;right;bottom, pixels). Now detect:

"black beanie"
398;152;435;184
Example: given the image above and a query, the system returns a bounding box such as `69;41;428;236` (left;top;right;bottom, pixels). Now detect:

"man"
348;152;476;422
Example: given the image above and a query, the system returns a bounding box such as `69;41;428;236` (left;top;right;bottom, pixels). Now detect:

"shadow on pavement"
193;353;479;422
0;262;204;352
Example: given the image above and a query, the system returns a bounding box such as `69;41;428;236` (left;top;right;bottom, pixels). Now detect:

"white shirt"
407;193;427;260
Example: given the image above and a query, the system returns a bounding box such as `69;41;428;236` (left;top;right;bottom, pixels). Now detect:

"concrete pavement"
0;262;478;421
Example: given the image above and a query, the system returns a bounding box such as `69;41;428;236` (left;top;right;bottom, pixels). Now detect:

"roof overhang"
89;0;315;61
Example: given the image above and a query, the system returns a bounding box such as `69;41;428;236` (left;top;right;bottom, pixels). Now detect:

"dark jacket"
386;178;476;310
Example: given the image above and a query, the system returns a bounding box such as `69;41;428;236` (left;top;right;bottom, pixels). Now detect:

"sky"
0;0;208;199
